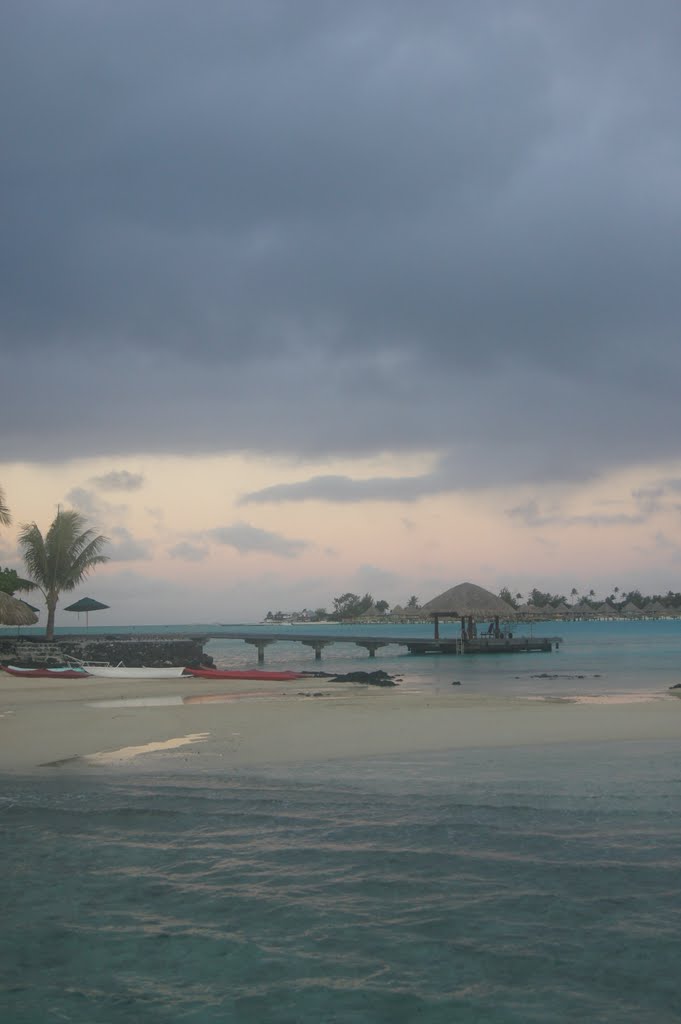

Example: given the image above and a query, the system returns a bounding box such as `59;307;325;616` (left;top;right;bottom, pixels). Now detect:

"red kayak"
1;664;90;679
185;667;304;681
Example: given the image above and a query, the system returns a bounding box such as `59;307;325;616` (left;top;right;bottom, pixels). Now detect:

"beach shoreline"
1;671;681;773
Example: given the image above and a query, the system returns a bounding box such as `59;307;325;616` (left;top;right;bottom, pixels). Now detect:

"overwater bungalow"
421;582;515;641
595;601;620;618
417;583;559;652
570;599;595;618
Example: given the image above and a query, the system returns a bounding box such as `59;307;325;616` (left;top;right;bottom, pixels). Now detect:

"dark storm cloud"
2;1;681;489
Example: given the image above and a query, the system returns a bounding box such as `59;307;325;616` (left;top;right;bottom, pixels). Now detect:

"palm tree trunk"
46;598;57;641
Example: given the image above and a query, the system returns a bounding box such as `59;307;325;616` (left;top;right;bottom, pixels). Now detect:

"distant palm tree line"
499;586;681;611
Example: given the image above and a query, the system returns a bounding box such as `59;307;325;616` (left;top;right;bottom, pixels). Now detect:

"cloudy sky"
2;1;681;624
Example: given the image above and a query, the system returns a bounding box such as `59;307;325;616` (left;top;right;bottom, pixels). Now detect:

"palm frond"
18;522;49;586
19;509;109;594
0;485;11;527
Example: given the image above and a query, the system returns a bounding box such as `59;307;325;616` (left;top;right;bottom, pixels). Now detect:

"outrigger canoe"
83;666;188;679
184;667;304;681
1;665;90;679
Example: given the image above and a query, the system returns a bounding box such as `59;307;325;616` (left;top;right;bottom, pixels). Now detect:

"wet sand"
1;672;680;772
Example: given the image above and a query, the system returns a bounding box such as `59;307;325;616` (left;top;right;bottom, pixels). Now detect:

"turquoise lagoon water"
7;616;681;695
2;620;681;1021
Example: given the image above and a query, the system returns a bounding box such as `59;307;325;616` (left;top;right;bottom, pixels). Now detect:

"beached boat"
83;665;188;679
184;667;304;681
1;664;90;679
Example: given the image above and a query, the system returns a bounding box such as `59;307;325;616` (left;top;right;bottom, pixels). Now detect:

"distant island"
264;586;681;624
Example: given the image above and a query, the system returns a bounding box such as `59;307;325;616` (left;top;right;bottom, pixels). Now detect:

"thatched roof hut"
620;601;642;616
595;601;620;617
0;592;39;626
526;603;550;617
422;583;515;619
359;604;387;619
421;582;515;639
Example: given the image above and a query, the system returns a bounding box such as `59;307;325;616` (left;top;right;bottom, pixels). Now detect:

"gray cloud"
1;1;681;493
240;473;446;505
65;487;127;526
506;494;659;528
168;542;209;562
107;526;153;561
208;523;308;558
64;488;151;560
352;564;403;592
91;471;145;492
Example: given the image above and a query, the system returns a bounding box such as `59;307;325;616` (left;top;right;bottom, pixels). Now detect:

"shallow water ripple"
2;743;681;1022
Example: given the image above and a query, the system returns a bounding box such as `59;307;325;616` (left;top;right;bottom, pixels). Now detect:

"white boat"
83;665;187;679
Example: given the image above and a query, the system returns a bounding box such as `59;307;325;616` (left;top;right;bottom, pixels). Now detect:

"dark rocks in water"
669;682;681;690
330;670;397;687
531;673;593;681
451;680;461;686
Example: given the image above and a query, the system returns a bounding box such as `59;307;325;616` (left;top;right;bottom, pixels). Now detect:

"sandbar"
1;672;680;773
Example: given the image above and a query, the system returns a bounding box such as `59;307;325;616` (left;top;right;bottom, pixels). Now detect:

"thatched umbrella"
0;592;39;627
421;582;515;639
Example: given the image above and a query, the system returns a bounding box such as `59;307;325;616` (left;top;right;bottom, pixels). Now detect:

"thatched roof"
421;582;515;619
526;603;550;615
552;601;571;614
595;602;619;616
0;592;39;626
621;601;642;615
359;604;386;618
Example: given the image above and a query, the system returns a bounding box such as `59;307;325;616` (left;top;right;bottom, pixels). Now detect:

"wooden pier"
204;631;562;663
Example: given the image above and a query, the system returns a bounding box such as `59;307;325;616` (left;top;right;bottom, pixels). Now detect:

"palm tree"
19;508;109;641
0;485;10;527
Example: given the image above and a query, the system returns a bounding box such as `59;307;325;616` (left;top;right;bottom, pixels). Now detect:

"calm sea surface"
7;616;681;695
2;620;681;1021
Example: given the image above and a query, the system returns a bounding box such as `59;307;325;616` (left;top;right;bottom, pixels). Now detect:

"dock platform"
205;631;562;663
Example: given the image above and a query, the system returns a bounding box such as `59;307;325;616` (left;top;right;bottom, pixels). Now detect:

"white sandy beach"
1;671;680;772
